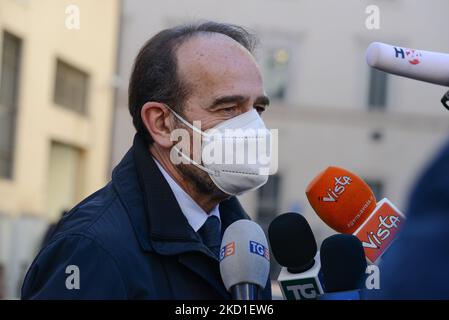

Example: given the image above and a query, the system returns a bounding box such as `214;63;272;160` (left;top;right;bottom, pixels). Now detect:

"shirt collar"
153;157;221;232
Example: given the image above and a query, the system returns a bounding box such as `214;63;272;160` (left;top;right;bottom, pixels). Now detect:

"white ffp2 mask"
168;106;272;196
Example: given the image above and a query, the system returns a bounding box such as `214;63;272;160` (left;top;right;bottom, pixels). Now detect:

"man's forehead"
177;32;252;60
175;33;262;90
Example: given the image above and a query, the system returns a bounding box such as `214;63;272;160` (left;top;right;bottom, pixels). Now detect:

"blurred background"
1;0;449;299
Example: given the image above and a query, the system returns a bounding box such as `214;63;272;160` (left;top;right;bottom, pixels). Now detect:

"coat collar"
111;134;249;258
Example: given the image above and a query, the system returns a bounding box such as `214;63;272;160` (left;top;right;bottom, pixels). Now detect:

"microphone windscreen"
268;213;317;272
219;219;270;291
306;166;376;233
320;234;367;293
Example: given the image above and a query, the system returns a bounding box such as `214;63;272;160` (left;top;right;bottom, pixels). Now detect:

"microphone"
366;42;449;87
306;167;405;264
306;166;376;234
319;234;367;295
268;213;324;300
219;219;270;300
366;42;449;110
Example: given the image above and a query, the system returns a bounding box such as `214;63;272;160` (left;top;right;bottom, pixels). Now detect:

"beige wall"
0;0;120;220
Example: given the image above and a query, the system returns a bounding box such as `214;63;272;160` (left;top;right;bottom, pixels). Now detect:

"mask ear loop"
164;104;212;140
163;104;219;176
172;145;219;176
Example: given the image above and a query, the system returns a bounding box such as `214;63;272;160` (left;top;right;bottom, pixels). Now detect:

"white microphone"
219;219;270;300
366;42;449;87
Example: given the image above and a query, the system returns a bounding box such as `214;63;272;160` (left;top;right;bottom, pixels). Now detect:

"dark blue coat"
368;138;449;299
21;135;272;300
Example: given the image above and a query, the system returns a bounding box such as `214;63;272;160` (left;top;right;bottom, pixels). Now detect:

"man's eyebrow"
209;95;248;109
208;95;270;110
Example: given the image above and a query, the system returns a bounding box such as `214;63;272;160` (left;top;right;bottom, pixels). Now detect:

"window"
368;68;388;110
262;48;291;102
365;179;384;200
54;59;89;114
0;31;22;179
256;174;282;279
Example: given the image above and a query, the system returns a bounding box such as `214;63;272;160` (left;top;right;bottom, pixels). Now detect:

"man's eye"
222;106;238;115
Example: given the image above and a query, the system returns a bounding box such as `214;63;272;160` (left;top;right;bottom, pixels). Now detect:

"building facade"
0;0;119;298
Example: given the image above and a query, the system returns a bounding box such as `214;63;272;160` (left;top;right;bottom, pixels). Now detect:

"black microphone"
319;234;367;299
268;213;324;300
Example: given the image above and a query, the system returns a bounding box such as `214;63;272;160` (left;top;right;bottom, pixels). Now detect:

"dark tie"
198;215;221;258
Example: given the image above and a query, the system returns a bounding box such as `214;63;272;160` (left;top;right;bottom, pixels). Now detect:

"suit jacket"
21;134;272;300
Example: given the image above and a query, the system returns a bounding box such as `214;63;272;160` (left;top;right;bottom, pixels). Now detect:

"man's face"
172;33;270;198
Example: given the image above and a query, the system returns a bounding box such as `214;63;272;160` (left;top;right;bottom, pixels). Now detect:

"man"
21;22;273;299
367;137;449;299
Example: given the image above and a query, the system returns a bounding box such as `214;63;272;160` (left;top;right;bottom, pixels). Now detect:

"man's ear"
140;102;173;148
